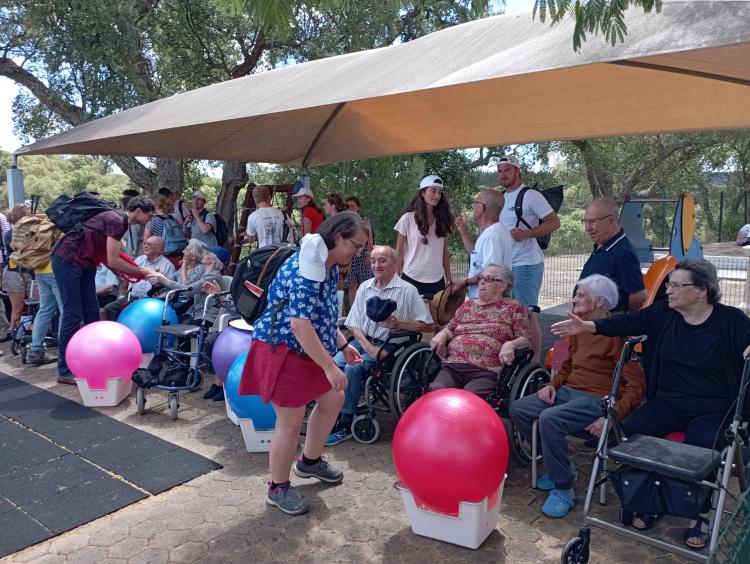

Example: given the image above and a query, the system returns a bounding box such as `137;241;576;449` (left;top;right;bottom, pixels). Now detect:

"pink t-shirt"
394;211;445;283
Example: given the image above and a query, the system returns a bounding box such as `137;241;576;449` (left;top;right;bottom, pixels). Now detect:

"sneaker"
57;374;76;385
266;482;309;515
28;350;57;366
211;389;225;402
293;456;343;483
325;427;353;446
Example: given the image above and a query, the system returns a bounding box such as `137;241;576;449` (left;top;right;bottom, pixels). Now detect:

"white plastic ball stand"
225;398;240;425
238;418;275;452
76;377;133;407
396;475;506;549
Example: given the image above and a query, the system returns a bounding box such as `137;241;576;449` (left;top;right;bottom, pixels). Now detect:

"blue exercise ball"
225;351;276;430
117;298;178;354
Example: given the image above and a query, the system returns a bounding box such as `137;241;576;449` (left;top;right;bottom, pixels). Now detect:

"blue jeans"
509;385;602;490
30;272;63;352
512;262;544;307
334;339;396;416
52;255;99;376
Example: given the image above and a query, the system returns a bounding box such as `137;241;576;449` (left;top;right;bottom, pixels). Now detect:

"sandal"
684;516;710;550
631;512;661;530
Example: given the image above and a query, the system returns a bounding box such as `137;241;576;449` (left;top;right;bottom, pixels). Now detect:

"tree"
533;0;662;51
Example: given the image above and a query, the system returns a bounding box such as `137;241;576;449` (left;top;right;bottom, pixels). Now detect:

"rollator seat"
155;324;201;338
609;434;720;482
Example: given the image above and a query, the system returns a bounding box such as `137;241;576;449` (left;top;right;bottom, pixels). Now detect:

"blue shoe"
535;474;555;491
325;427;352;446
542;489;575;518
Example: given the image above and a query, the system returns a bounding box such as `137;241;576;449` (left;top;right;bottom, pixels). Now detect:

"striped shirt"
344;274;433;342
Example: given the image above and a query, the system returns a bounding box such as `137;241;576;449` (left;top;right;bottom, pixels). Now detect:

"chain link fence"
450;251;749;312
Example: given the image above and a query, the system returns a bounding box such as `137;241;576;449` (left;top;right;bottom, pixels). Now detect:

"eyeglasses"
346;238;367;253
665;282;698;290
477;275;504;283
581;215;613;227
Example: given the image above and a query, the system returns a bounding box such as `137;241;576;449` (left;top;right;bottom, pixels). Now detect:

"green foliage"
0;150;132;209
533;0;662;51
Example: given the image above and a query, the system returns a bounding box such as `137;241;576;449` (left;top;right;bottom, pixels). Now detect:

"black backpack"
508;184;564;250
45;192;116;233
201;209;229;247
230;244;298;324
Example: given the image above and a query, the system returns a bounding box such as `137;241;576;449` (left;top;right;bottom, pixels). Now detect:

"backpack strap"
512;186;533;230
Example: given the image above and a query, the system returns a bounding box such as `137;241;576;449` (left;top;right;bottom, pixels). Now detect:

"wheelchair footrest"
155;324;201;338
609;434;719;482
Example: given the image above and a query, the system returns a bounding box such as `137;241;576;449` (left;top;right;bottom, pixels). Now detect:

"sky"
0;0;536;154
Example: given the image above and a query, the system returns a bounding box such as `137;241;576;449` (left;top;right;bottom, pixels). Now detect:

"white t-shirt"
467;222;514;299
499;185;554;267
247;207;285;248
394;211;445;283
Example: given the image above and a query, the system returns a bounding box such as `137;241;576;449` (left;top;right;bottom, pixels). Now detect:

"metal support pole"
718;191;724;242
6;154;25;207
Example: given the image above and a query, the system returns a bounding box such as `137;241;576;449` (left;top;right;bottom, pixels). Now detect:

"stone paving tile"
0;352;707;564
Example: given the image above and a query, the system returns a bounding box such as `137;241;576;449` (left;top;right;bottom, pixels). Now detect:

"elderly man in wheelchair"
553;259;750;554
509;275;646;519
326;245;433;446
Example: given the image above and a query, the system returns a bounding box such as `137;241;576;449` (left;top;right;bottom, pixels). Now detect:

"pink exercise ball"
392;388;509;516
66;321;142;389
211;325;253;383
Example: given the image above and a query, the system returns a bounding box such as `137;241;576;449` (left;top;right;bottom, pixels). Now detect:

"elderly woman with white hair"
510;274;646;519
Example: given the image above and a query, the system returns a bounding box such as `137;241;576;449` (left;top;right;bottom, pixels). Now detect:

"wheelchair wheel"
136;387;146;415
561;536;589;564
10;339;21;356
508;361;550;466
352;415;381;444
388;343;441;418
168;393;179;420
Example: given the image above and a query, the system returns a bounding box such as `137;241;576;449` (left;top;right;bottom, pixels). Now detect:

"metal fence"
450;252;749;313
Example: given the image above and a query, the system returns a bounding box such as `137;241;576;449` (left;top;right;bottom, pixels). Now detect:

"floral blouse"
253;251;339;355
445;298;530;372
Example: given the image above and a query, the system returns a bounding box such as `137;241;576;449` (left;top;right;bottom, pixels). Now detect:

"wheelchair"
562;337;750;564
348;329;441;444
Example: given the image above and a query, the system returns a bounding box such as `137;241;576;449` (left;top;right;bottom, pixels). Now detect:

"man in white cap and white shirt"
497;155;561;360
184;190;218;246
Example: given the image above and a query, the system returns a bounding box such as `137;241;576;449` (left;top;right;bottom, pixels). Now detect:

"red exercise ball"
392;388;509;516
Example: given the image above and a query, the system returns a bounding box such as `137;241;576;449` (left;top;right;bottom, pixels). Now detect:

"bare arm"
456;213;475;253
442;239;452;285
395;233;406;275
192;211;213;235
380;315;432;334
302;216;312;236
628;289;648;312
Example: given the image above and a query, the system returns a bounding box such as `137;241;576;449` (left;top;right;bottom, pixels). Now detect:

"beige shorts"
2;267;31;294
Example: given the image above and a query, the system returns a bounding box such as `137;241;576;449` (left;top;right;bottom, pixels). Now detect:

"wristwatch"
528;305;541;314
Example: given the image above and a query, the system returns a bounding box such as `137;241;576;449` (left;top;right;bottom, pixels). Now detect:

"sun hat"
204;245;230;265
366;297;398;323
429;283;467;326
298;234;328;282
419;175;445;191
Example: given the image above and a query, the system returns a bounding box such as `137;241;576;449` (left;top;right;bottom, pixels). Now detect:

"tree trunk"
155;158;185;195
217;160;248;243
570;139;613;198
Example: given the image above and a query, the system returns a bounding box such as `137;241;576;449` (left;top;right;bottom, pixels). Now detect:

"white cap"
298;234;328;282
192;190;207;199
419;174;444;190
292;186;314;199
497;155;520;169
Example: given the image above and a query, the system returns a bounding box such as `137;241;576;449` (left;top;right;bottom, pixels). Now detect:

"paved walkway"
0;346;700;564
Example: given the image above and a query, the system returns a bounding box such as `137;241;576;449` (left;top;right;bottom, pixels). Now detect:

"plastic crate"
238;418;274;452
396;475;506;549
76;377;133;407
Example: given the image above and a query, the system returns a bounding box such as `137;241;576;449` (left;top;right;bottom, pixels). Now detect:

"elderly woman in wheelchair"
553;259;750;549
429;264;530;396
509;275;646;519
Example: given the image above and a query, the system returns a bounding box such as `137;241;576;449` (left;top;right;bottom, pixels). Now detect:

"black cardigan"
594;300;750;419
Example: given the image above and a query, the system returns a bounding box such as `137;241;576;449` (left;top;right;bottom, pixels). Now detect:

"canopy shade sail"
15;0;750;167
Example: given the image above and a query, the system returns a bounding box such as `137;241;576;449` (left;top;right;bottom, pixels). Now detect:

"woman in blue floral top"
240;212;368;515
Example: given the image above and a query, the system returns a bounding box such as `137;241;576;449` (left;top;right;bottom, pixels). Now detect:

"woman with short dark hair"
239;211;368;515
